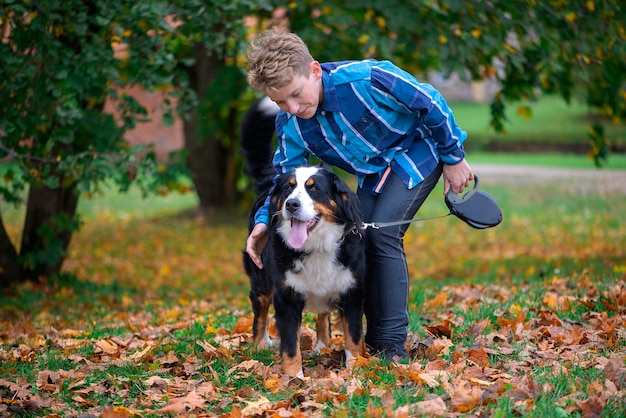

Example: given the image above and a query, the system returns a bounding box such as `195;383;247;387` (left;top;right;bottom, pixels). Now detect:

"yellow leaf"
61;329;82;337
586;1;595;11
358;34;371;44
509;304;522;316
504;43;517;53
263;377;283;393
439;35;448;44
469;376;495;386
126;345;152;362
95;339;119;354
516;105;533;119
425;291;447;309
159;264;171;276
470;29;482;38
565;11;577;23
376;16;386;30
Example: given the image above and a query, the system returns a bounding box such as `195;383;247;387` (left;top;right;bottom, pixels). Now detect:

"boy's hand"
443;160;474;194
246;223;268;269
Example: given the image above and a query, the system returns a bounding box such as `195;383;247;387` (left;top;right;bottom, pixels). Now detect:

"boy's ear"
309;61;322;79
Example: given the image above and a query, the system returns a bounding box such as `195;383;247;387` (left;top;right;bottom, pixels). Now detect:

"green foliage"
286;0;626;164
0;0;180;203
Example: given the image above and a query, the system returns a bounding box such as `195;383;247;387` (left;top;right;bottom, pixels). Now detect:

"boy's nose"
287;101;299;114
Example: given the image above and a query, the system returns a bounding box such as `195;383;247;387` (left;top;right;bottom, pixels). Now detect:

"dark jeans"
357;162;443;359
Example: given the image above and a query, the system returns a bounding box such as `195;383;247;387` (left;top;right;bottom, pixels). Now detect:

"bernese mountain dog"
243;166;366;378
240;97;366;377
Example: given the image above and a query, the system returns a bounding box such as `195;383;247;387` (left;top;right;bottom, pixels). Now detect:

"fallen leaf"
603;355;626;389
426;323;452;339
240;396;274;416
158;389;206;413
411;396;447;416
95;339;119;355
448;382;483;413
578;395;605;418
466;347;490;368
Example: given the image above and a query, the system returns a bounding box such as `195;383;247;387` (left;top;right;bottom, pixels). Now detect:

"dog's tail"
240;96;279;195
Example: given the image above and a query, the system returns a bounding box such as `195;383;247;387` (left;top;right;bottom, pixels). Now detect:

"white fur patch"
284;221;355;312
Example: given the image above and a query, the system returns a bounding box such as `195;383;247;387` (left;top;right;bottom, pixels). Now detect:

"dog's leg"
340;311;365;369
251;293;273;348
274;291;305;378
314;312;332;352
281;331;303;378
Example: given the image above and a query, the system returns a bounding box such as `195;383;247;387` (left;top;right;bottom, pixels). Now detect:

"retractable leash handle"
445;175;503;229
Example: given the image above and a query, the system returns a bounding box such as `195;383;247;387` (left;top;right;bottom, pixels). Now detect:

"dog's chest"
285;251;354;312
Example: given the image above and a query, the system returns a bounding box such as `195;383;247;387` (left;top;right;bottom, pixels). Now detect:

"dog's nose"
285;198;300;213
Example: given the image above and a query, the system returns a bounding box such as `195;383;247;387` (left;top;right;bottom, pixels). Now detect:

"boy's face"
266;61;323;119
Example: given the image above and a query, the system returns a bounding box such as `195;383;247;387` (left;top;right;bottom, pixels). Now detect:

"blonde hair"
246;28;314;92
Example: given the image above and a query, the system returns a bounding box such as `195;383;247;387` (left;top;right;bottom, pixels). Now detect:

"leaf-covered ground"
1;165;625;417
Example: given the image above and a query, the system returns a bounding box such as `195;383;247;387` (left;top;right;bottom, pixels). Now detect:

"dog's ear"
267;174;287;226
330;173;363;226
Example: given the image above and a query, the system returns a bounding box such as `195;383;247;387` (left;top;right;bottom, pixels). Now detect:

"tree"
286;0;625;166
163;0;273;216
0;0;182;286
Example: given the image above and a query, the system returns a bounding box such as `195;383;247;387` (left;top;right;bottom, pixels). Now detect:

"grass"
1;162;624;416
1;95;626;416
452;95;626;152
469;151;626;170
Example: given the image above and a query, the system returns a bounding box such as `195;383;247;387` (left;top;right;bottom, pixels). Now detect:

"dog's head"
269;166;363;250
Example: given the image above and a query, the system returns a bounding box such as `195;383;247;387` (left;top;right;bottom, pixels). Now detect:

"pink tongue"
288;219;308;249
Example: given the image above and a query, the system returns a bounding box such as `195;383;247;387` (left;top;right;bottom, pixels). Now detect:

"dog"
242;166;366;378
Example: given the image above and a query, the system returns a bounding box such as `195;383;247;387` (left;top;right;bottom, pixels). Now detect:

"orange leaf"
424;291;447;309
449;383;483;413
466;347;490;368
232;316;253;334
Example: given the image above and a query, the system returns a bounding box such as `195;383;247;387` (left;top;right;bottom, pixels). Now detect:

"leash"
362;212;453;230
348;175;502;236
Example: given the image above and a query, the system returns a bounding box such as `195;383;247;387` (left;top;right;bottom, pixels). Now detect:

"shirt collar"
318;68;341;112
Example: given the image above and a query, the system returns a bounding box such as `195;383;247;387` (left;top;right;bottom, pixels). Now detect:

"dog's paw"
255;331;273;349
345;349;358;369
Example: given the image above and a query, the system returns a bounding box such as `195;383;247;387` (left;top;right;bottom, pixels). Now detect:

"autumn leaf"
158;389;206;414
448;381;484;413
411;396;447;416
426;323;452;339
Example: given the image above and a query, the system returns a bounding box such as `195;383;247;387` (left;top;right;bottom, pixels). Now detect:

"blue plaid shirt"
255;59;467;225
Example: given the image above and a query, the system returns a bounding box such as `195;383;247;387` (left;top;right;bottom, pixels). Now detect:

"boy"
245;28;474;360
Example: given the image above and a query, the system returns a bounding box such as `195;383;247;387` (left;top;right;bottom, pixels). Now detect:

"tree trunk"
183;42;234;217
0;201;24;287
19;182;80;281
